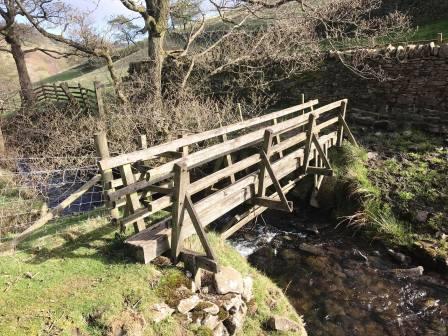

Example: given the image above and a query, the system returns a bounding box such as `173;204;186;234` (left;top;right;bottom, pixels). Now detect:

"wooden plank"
302;113;316;173
258;129;274;197
185;194;217;260
99;100;321;170
337;100;348;146
171;162;189;262
95;133;120;222
311;134;332;169
120;164;146;232
259;149;293;212
340;117;359;147
141;101;344;181
307;167;333;176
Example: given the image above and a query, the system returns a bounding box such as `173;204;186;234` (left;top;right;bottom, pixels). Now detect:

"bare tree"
0;1;37;104
171;0;201;30
15;0;127;103
108;15;142;46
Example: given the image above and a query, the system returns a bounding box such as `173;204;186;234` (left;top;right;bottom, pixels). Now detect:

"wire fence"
0;156;105;242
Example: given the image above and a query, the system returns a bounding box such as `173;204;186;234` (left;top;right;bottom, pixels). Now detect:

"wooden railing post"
337;100;347;146
171;161;189;263
95;132;120;224
438;32;443;44
258;129;274;197
303;113;316;173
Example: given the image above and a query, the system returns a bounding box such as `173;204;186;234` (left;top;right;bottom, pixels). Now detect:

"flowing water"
228;205;448;336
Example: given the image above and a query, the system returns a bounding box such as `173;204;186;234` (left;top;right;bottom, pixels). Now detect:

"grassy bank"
0;210;305;335
327;131;447;268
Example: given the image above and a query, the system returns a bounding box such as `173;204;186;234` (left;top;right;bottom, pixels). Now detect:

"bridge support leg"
253;129;293;212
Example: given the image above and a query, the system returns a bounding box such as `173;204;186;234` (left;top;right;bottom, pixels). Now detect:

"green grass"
0;211;305;335
411;19;448;41
331;143;413;247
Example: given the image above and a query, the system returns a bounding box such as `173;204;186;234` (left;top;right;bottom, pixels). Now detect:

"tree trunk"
7;34;34;105
103;53;127;103
147;34;164;105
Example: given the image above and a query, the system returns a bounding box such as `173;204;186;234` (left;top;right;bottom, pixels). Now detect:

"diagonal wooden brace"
185;193;217;261
253;149;293;212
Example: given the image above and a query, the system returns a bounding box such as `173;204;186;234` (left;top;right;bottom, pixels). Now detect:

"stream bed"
228;205;448;336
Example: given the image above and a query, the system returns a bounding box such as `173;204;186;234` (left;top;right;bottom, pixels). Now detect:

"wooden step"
125;217;172;263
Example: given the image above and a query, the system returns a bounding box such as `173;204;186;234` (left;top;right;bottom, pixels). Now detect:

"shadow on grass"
36;62;98;85
18;210;136;266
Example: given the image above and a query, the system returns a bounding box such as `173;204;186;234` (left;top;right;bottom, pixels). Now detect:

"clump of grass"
332;142;413;247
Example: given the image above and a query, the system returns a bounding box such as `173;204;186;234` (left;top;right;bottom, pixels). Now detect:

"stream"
228;204;448;336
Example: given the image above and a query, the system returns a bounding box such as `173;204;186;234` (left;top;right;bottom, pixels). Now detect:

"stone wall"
274;43;448;134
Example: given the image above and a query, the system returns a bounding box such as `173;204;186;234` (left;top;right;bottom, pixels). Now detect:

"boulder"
223;302;247;335
267;315;301;332
201;301;220;315
202;313;220;330
299;243;326;256
150;303;174;323
416;210;429;223
222;294;244;312
214;266;243;295
177;295;200;315
213;322;230;336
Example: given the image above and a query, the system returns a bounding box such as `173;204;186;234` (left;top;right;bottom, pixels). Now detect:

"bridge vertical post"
171;161;189;263
337;100;348;146
95;132;120;224
258;129;274;197
303;113;316;173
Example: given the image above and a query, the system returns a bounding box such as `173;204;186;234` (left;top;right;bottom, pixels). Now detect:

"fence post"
53;83;58;102
95;132;120;223
438;33;443;44
171;161;189;263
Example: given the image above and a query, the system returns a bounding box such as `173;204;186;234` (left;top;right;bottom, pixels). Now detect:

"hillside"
0;29;82;88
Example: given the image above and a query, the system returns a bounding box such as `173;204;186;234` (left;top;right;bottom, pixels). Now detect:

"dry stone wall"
277;43;448;134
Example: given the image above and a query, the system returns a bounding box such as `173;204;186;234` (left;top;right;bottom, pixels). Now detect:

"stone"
201;301;220;315
439;43;448;58
150;303;174;323
177;295;200;315
298;243;326;256
367;151;378;160
223;305;246;335
387;248;411;265
222;294;243;312
202;314;220;330
416;210;429;223
213;322;230;336
213;266;243;295
267;315;301;332
390;266;424;278
241;277;253;302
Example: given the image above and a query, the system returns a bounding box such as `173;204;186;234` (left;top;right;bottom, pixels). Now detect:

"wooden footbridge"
96;98;357;272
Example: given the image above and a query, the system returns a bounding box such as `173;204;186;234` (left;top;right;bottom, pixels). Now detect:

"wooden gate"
97;98;357;270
